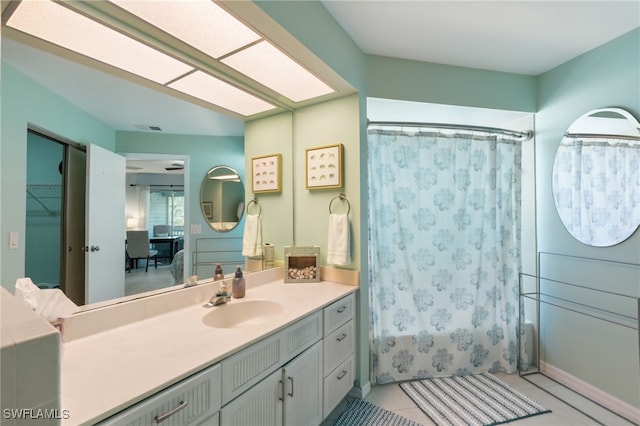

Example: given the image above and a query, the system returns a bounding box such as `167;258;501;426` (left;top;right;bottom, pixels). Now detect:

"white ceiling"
322;1;640;76
3;1;638;141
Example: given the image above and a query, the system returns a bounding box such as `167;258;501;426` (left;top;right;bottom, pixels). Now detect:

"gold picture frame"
306;143;343;190
201;201;213;220
251;153;282;193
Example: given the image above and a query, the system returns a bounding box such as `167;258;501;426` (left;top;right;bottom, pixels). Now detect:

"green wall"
366;55;537;112
244;112;294;265
0;64;116;290
535;28;640;408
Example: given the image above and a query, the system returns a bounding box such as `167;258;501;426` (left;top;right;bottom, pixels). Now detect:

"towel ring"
246;198;262;217
329;193;350;216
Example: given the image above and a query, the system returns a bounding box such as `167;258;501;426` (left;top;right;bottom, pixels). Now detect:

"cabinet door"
220;369;283;426
283;341;323;426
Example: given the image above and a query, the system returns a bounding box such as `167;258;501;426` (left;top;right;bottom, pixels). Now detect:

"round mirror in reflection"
200;166;245;232
552;108;640;246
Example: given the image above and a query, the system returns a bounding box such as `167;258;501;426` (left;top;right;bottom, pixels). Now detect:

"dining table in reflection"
150;235;182;263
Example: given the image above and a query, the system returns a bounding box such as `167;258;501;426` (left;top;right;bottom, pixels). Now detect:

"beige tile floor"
324;372;638;426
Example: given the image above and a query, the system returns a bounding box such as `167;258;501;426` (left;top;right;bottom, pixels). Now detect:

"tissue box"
284;246;320;283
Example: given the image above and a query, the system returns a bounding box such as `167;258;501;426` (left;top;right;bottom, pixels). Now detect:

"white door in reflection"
85;144;126;303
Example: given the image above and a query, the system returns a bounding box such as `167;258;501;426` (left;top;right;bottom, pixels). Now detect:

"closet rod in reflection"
367;120;532;141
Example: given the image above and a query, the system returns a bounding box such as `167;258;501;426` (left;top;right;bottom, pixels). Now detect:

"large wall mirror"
2;19;293;310
200;166;245;232
552;107;640;246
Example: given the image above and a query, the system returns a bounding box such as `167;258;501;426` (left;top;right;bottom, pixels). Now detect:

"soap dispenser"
214;264;224;282
232;265;245;298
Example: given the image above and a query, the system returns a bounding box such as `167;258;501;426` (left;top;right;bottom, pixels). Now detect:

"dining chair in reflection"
126;230;158;272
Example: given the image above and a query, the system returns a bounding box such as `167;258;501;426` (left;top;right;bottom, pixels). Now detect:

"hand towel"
327;213;351;265
242;214;262;257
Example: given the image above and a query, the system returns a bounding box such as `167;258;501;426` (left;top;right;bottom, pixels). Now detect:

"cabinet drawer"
99;363;221;426
283;311;322;360
323;293;354;335
323;355;354;418
221;331;282;405
323;320;354;374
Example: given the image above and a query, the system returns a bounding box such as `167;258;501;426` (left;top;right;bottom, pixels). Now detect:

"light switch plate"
190;224;202;235
9;232;18;249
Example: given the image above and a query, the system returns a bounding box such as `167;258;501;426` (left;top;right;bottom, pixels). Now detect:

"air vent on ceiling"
134;124;162;131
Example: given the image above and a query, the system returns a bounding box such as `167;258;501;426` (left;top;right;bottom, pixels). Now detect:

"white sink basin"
202;300;284;328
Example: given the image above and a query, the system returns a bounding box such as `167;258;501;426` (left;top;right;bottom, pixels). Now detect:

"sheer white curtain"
368;129;523;384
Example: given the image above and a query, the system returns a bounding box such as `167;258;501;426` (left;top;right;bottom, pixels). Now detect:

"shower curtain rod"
564;132;640;141
367;120;533;141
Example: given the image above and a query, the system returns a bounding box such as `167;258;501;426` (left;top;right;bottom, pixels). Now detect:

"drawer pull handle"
287;376;294;397
337;370;348;380
155;400;188;423
336;333;348;342
278;380;284;401
337;306;347;313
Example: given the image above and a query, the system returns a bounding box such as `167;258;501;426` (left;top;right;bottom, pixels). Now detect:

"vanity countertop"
60;275;357;425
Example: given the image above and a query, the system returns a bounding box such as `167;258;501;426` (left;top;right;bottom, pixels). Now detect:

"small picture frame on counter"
284;246;320;283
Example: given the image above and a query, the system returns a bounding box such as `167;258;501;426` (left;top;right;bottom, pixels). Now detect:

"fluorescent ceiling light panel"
209;175;241;181
6;0;193;85
168;71;275;116
222;41;334;102
109;0;261;58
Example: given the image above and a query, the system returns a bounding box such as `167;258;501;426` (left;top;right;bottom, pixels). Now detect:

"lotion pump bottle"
232;265;245;298
214;264;224;282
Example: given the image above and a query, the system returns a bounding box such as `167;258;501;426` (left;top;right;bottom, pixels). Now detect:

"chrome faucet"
203;279;232;308
204;291;231;308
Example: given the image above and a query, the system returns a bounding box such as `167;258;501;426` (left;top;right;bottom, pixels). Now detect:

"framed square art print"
305;144;343;190
251;153;282;193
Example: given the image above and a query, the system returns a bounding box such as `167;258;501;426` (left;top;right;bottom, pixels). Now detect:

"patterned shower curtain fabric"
367;129;523;384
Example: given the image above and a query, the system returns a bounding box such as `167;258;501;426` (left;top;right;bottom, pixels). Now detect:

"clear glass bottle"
232;265;245;298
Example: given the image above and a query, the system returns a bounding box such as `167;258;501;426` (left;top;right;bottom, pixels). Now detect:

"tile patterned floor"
324;372;638;426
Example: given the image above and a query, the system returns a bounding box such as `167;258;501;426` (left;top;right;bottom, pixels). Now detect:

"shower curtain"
368;128;523;384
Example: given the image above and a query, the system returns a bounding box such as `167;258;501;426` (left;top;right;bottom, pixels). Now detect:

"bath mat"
331;399;424;426
399;373;551;426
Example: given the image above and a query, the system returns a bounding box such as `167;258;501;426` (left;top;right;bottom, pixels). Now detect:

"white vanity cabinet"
91;291;357;426
98;363;221;426
322;293;356;418
220;311;323;426
220;341;323;426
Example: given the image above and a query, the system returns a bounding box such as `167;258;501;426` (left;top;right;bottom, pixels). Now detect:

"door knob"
90;245;100;252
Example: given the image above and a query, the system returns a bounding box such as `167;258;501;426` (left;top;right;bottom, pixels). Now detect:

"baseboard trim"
540;361;639;423
348;381;371;399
